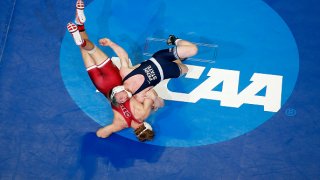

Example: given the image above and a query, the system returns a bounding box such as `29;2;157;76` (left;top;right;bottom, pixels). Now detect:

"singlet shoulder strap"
111;101;142;127
132;83;148;95
122;69;148;95
122;70;137;83
111;102;132;127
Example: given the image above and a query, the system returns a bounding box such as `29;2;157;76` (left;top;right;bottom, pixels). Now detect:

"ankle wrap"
88;45;97;54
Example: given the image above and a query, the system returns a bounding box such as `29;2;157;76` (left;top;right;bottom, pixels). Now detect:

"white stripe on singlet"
86;58;111;71
97;58;111;68
86;65;97;71
149;57;164;81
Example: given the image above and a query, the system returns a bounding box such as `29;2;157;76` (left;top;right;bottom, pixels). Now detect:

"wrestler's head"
110;85;132;104
134;122;154;142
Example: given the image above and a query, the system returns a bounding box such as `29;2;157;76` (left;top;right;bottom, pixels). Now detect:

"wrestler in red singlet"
87;57;139;126
67;0;154;141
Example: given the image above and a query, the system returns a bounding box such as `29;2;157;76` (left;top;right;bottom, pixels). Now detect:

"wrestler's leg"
78;30;109;66
66;22;95;69
74;0;109;66
172;36;198;60
151;46;189;75
77;28;116;95
76;27;97;69
169;35;198;74
75;25;109;67
67;23;111;95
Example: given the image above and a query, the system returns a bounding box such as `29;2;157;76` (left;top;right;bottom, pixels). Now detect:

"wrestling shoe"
67;22;83;45
167;35;179;45
76;0;86;24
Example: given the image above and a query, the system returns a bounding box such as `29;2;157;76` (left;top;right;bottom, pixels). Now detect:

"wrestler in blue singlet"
122;48;183;95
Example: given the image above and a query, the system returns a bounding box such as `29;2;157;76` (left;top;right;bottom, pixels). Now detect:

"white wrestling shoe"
67;22;83;45
76;0;86;24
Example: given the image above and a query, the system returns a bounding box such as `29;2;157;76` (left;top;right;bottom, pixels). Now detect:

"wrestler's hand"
99;38;113;46
152;97;164;111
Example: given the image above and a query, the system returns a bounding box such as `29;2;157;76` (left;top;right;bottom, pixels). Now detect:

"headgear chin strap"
110;85;132;101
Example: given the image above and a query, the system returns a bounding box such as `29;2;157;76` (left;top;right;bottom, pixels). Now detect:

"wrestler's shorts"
151;47;182;79
87;58;122;98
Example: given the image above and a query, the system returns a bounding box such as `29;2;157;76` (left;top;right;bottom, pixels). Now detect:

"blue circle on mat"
60;0;299;147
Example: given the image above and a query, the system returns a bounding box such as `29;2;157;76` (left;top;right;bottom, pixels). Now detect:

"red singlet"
111;100;142;127
87;58;122;98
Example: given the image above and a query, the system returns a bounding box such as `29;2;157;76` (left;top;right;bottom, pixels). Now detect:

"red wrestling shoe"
76;0;86;24
67;22;83;45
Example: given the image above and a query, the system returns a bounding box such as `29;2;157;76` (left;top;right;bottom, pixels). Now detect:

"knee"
190;44;198;56
182;44;198;58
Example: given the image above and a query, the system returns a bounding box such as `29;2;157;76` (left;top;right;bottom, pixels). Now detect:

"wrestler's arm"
141;98;154;119
131;96;154;120
145;89;164;110
99;38;131;69
96;112;126;138
133;88;164;110
96;124;118;138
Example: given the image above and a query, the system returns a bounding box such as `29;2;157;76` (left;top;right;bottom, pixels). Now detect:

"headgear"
137;122;153;137
110;85;132;101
